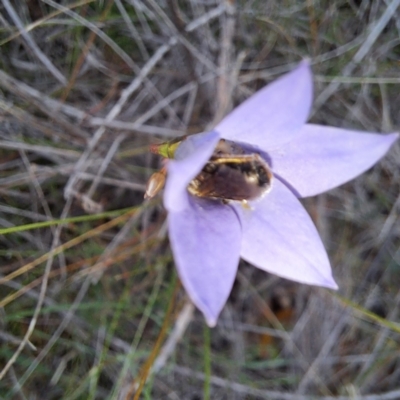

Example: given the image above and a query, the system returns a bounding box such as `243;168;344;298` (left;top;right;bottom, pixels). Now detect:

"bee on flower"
146;61;398;327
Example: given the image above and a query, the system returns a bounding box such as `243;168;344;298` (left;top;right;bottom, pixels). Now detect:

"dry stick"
0;0;94;46
87;119;185;137
87;78;120;116
132;81;198;127
0;195;73;383
238;32;371;85
0;164;82;188
298;0;400;384
0;205;49;222
1;230;157;313
64;3;226;201
358;289;400;392
0;216;44;251
49;350;80;387
237;271;332;392
312;0;400;114
63;39;176;200
3;208;141;390
0;139;80;160
127;0;155;33
59;0;114;103
0;266;68;310
169;365;400;400
0;62;84;122
85;133;126;199
379;81;392;132
1;273;90;342
381;75;397;129
68;172;145;192
7;367;27;400
147;0;218;74
9;276;92;396
116;85;186;400
211;0;236;127
384;0;400;32
14;221;159;394
151;301;195;374
296;306;349;394
315;76;400;84
0;97;85;143
42;0;138;71
0;74;181;138
182;83;198;128
42;0;182;123
129;282;179;400
0;208;139;293
0;5;225;136
306;0;319;56
377;192;400;245
43;0;150;200
19;151;67;277
166;0;210;109
19;153;56;225
0;75;89;142
125;70;219;135
1;0;67;85
185;3;226;31
0;233;153;308
88;208;142;284
114;262;167;400
114;0;149;60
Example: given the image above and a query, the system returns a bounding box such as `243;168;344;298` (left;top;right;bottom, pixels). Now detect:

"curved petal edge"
216;60;313;150
238;179;338;289
272;125;399;198
164;131;220;212
168;198;242;326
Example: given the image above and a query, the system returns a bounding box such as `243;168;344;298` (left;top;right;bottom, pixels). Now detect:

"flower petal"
215;61;313;149
239;179;337;288
272;125;399;197
164;131;220;212
168;198;241;326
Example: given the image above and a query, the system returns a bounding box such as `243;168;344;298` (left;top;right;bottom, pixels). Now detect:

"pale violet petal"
239;179;337;289
164;131;220;212
215;61;312;149
168;198;241;327
174;131;219;160
271;125;399;197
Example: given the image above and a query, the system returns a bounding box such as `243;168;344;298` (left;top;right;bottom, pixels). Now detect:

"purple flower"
163;61;398;327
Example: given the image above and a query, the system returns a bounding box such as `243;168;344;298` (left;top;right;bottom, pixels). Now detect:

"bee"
146;138;273;202
188;152;272;202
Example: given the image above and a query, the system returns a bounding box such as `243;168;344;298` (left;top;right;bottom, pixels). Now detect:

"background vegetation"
0;0;399;398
